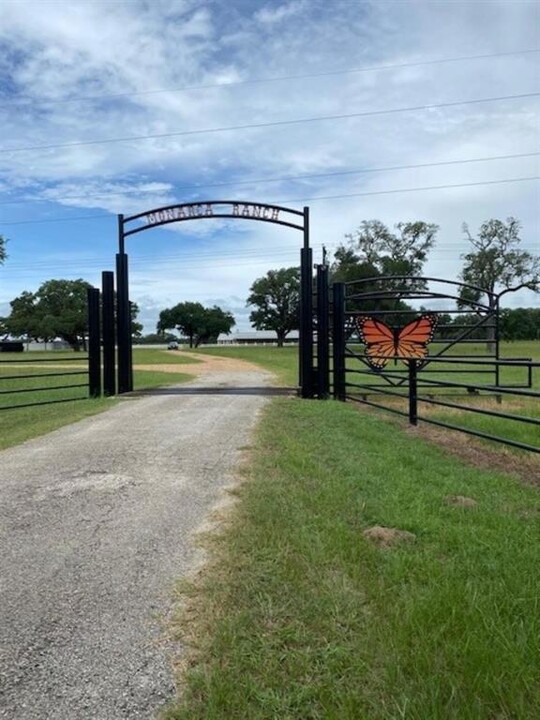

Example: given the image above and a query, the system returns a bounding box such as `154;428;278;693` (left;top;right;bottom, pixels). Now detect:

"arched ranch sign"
122;201;305;236
113;201;314;397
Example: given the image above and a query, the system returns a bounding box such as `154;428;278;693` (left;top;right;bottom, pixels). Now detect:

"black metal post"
101;270;116;396
316;264;330;398
332;283;346;401
128;301;134;392
494;295;500;387
408;359;418;425
116;251;131;394
299;206;314;398
300;246;314;398
87;287;101;398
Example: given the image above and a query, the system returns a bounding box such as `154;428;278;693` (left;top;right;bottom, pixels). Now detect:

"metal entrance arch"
115;200;315;397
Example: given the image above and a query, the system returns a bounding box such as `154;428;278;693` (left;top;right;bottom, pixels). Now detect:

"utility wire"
2;92;538;155
1;150;538;207
277;175;540;205
2;48;538;108
4;245;306;271
1;175;538;227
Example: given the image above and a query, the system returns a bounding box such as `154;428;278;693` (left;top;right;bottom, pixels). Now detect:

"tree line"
0;276;142;350
1;217;538;349
243;217;538;343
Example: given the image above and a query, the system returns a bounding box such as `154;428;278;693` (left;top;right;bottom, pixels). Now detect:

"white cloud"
254;1;307;25
0;0;538;333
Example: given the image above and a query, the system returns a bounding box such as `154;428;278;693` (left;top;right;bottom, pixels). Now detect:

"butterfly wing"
355;317;395;371
395;315;437;364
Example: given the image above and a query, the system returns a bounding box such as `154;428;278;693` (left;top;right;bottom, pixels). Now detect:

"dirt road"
0;368;272;719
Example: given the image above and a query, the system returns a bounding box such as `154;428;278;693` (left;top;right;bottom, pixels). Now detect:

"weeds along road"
0;369;271;719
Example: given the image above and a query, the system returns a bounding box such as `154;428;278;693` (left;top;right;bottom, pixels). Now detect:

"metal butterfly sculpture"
355;314;438;371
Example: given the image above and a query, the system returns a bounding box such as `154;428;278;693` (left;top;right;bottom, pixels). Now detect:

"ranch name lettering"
145;203;281;225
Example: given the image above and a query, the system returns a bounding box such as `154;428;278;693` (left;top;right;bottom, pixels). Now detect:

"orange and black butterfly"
355;315;438;371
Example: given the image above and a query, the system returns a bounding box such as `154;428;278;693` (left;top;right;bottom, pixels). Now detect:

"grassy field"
0;350;194;450
186;345;299;385
342;340;540;452
132;348;202;365
188;341;539;451
165;377;540;719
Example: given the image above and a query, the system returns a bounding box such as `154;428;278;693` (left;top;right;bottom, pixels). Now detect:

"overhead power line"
2;92;538;155
278;175;540;205
1;150;538;207
1;175;538;227
2;48;538;108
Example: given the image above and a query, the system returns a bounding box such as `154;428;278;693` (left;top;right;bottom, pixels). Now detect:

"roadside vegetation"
166;342;539;719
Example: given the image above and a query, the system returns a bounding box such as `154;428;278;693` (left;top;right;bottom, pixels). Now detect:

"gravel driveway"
0;369;273;719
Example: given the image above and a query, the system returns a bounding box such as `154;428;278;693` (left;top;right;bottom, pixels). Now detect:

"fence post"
332;282;346;401
299;242;314;398
316;264;330;398
408;359;418;425
87;287;101;398
101;271;116;396
116;249;131;394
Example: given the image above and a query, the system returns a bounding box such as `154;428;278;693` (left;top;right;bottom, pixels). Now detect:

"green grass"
132;348;202;365
189;342;539;449
190;345;299;385
339;340;539;452
166;397;540;720
0;358;193;450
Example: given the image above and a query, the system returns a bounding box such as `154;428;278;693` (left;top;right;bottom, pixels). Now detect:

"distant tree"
7;279;92;350
0;316;8;339
458;218;540;348
129;302;143;338
500;308;540;341
0;235;7;265
247;267;300;347
333;220;438;288
6;280;143;348
5;291;40;341
331;220;438;323
135;332;183;345
158;301;235;347
459;218;539;304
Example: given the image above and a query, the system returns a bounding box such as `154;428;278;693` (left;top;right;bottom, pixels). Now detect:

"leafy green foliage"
459;217;540;306
331;220;438;321
246;267;300;347
158;301;235;347
6;279;92;349
5;280;142;348
332;219;438;287
500;307;540;340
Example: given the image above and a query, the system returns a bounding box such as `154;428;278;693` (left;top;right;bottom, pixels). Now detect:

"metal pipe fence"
340;355;540;454
0;354;90;412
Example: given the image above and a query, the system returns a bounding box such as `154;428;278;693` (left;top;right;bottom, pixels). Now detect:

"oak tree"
247;267;300;347
158;302;235;347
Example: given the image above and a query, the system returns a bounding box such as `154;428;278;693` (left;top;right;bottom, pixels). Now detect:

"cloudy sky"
0;0;538;332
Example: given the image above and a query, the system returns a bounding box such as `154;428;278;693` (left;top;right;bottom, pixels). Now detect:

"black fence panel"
0;355;90;412
344;355;540;454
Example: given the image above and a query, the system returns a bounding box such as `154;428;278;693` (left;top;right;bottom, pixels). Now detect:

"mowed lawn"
165;343;540;719
0;348;195;450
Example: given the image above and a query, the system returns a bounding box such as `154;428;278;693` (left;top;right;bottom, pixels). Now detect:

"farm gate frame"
82;203;539;453
113;200;315;398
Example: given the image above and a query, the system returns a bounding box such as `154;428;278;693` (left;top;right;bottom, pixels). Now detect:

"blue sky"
0;0;538;332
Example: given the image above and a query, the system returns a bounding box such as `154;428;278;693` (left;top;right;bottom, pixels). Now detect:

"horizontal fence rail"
339;353;540;454
0;354;91;411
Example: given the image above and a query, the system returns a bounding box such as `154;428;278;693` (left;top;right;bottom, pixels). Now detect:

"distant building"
217;330;299;345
